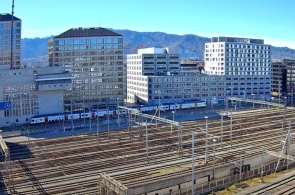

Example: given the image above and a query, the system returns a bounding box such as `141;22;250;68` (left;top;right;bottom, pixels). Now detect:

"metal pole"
205;116;208;164
279;80;281;105
89;107;91;132
239;156;242;180
261;146;264;182
107;108;110;140
192;132;195;195
221;113;223;147
83;95;86;130
117;97;120;126
159;104;161;122
225;91;228;110
281;121;284;150
145;120;149;163
213;139;216;180
230;109;233;146
71;98;74;131
178;123;183;157
286;121;291;169
252;94;255;109
61;98;65;132
141;105;143;127
58;99;61;130
171;111;175;134
27;128;29;143
96;108;99;141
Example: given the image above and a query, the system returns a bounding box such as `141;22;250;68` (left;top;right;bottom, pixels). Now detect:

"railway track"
248;172;295;195
0;108;293;194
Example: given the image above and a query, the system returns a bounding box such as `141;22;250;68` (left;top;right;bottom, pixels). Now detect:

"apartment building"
49;27;124;110
204;37;271;99
0;13;21;69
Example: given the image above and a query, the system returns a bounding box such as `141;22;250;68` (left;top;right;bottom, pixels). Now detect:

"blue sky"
1;0;295;49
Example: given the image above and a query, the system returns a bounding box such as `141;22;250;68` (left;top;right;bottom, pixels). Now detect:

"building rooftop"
138;47;169;54
211;36;264;44
55;27;122;38
0;13;21;22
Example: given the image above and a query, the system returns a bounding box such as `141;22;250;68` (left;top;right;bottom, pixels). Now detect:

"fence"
162;160;294;195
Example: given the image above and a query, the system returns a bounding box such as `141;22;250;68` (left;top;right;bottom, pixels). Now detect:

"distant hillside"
21;36;54;59
21;30;295;61
112;29;209;58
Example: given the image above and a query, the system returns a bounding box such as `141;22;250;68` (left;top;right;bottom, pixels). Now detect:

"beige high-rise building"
49;27;124;110
0;13;21;69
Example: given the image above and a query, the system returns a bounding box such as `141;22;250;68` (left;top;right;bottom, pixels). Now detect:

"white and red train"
30;102;207;124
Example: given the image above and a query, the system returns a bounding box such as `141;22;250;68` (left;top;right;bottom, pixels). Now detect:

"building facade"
284;59;295;100
271;59;295;104
0;14;21;69
127;42;272;107
49;28;124;110
204;37;272;99
0;14;73;127
127;48;180;104
127;48;228;105
0;66;73;127
271;61;286;98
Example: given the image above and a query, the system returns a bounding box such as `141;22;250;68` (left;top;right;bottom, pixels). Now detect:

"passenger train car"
30;101;207;124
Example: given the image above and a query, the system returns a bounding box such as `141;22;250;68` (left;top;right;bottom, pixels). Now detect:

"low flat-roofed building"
0;66;73;127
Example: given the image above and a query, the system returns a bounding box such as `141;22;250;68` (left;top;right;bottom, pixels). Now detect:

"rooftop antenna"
10;0;15;69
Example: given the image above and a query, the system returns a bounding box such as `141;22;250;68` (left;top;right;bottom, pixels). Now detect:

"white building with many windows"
204;37;271;99
127;42;272;107
127;48;180;104
127;48;228;105
204;36;271;76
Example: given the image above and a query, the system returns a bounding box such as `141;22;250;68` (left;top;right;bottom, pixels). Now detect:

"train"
30;101;207;124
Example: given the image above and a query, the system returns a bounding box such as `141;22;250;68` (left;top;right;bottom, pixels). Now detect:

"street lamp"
212;139;217;180
205;116;208;164
171;111;175;134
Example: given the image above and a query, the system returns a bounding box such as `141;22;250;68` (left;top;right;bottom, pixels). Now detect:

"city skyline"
1;0;295;49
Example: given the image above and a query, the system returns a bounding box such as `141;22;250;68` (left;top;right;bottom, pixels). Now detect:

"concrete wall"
129;144;295;195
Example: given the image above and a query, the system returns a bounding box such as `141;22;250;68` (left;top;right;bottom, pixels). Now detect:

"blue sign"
0;102;12;110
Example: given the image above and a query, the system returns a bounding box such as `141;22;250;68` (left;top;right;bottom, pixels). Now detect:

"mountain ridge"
21;29;295;60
